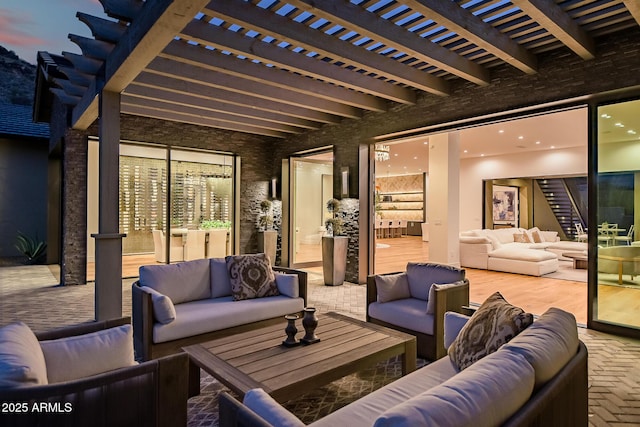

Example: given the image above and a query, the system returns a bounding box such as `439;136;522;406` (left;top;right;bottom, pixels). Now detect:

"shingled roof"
0;102;49;139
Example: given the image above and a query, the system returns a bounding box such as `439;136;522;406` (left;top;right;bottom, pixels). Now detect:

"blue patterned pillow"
226;254;279;301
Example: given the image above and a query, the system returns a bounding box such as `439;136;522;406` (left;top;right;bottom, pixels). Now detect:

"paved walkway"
1;265;640;425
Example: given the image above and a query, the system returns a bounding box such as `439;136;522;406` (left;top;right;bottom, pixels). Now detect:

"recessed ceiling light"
550;146;555;149
394;153;398;156
535;141;541;145
463;150;468;153
518;136;524;140
498;130;504;134
480;154;485;157
423;141;429;145
413;156;418;159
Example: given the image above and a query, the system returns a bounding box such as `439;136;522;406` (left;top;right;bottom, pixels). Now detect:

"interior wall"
294;161;332;240
460;145;587;231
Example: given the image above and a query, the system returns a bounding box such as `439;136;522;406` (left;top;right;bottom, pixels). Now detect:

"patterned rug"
187;355;428;427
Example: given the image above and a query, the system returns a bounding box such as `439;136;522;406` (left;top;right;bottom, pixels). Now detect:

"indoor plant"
322;199;348;286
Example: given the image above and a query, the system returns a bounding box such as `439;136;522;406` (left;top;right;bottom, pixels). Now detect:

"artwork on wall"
493;185;519;228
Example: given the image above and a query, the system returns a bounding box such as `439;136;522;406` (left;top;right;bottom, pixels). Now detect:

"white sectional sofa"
218;307;588;427
460;227;588;276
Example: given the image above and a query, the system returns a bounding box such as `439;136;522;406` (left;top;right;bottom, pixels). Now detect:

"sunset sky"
0;0;103;64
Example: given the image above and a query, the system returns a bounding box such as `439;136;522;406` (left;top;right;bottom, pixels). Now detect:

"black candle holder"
300;307;320;345
282;314;300;347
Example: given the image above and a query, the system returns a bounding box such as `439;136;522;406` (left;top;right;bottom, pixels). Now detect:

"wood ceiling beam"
511;0;595;60
76;12;127;43
405;0;538;74
99;0;144;22
288;0;491;84
124;84;323;130
161;40;387;112
203;0;450;96
146;56;362;119
122;105;288;138
121;96;303;133
623;0;640;26
131;72;340;124
179;20;416;104
72;0;211;130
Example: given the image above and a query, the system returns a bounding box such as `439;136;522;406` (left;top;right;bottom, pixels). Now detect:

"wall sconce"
271;177;277;199
341;167;349;198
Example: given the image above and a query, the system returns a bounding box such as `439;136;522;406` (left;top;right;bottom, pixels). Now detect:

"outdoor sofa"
219;304;588;427
0;317;189;427
132;255;307;362
366;262;469;360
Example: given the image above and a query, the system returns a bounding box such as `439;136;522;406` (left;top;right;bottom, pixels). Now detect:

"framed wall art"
492;185;519;228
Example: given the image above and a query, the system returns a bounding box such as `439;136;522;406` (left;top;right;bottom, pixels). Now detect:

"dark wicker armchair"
0;317;189;427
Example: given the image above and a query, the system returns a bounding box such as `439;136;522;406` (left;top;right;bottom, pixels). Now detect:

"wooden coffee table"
183;312;417;403
563;251;588;269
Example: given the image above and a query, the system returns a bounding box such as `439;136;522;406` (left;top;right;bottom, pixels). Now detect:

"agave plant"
14;232;47;264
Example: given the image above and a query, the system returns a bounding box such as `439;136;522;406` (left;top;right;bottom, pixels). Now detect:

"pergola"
36;0;640;319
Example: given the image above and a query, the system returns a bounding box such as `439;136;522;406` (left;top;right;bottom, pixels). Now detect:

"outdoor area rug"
187;355;428;427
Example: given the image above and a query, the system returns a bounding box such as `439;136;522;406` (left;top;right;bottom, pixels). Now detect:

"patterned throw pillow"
449;292;534;370
226;254;279;301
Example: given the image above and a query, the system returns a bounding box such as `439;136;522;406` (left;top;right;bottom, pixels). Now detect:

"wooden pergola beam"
511;0;595;60
72;0;212;130
624;0;640;26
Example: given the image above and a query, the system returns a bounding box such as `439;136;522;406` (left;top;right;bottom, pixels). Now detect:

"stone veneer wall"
337;198;359;283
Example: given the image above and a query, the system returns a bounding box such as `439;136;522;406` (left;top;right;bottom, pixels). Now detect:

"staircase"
536;178;586;240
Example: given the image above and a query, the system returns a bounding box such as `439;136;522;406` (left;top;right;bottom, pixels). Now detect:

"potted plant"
14;231;47;265
322;199;348;286
257;199;277;265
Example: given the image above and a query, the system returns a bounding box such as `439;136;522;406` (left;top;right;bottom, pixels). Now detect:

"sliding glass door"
594;98;640;331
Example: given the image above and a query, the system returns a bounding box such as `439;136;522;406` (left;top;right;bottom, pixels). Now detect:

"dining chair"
615;224;635;246
574;223;588;243
597;223;614;247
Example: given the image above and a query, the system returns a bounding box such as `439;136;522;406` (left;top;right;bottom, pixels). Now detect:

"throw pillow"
226;254;279;301
0;322;48;388
40;324;136;384
274;272;299;298
375;273;410;303
528;227;545;243
448;292;534;370
513;233;527;243
425;281;465;314
140;286;177;324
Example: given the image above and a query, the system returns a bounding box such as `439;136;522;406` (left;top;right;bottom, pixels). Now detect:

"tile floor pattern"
2;265;640;425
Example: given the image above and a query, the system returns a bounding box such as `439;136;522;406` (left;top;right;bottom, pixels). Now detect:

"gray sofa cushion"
0;322;48;388
368;298;434;335
274;273;299;298
152;296;304;343
405;263;465;301
210;258;232;298
373;350;535;427
139;286;176;324
309;356;458;427
374;273;410;303
501;307;579;389
139;258;211;304
243;388;305;427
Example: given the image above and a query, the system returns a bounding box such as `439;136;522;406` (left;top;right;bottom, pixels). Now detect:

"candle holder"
300;307;320;345
282;314;300;347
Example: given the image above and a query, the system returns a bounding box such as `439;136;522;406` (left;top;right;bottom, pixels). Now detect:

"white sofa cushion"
375;273;410;303
0;322;48;388
449;292;533;370
275;272;299;298
140;286;176;324
40;324;136;384
210;258;232;298
243;388;305;427
309;356;458;427
373;350;535;427
153;296;304;343
490;247;557;261
368;298;434;335
139;258;211;304
502;307;579;389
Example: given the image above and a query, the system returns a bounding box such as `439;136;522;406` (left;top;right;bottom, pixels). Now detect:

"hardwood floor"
88;235;640;327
